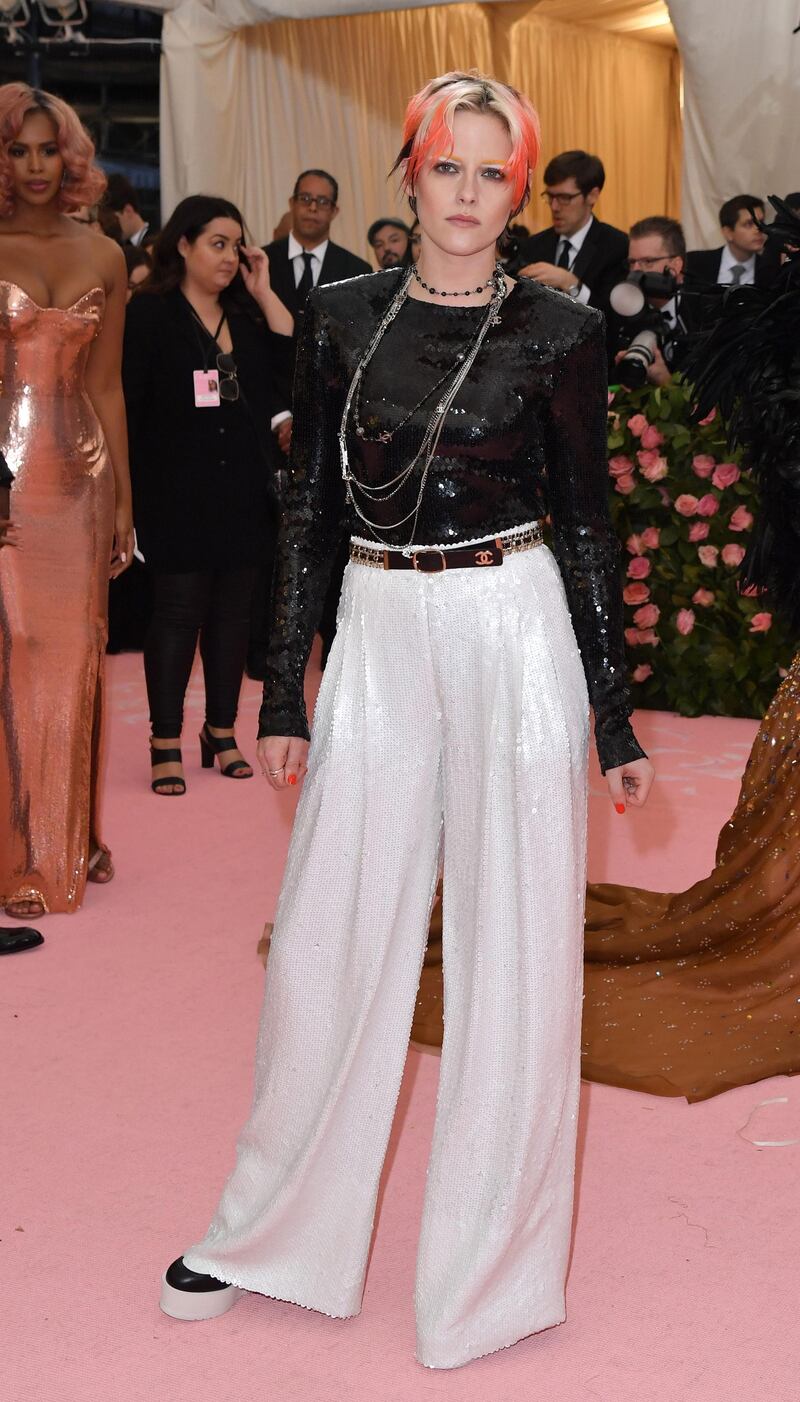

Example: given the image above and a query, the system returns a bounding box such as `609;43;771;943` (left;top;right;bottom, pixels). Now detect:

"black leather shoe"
0;927;44;954
160;1256;242;1320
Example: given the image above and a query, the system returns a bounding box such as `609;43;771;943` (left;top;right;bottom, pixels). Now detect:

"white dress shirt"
288;232;329;287
129;223;150;248
718;244;756;286
555;216;593;305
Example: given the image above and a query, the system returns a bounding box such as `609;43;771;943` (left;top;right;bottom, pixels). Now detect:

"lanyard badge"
189;304;226;409
193;370;221;408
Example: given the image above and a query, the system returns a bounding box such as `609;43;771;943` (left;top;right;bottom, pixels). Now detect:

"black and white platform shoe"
159;1257;242;1321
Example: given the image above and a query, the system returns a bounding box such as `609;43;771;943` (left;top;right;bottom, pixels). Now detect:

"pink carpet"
3;650;797;1402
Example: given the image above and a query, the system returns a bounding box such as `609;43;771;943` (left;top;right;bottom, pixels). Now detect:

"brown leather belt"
349;523;543;573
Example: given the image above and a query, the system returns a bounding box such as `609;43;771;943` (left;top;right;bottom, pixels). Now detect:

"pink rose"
640;455;668;483
627;413;648;437
676;608;696;636
675;494;699;517
689;521;710;541
633;603;660;628
640;423;665;450
626;556;651;580
640;527;661;549
626;533;645;556
699;408;717;426
712;462;740;489
609;454;634;479
632;663;653;683
615;474;636;495
624;627;641;647
696;493;719;518
636;448;659;470
636;629;659;646
692;588;715;607
722;543;746;567
623;583;650;605
692;454;716;479
607;391;616;406
698;545;719;567
749;612;772;633
729;505;754;532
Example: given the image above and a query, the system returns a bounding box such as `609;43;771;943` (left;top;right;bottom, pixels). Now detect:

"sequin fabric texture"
0;281;114;911
186;544;590;1368
259;268;644;775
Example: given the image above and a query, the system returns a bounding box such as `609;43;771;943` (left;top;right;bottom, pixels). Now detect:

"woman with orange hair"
0;84;132;920
161;73;653;1366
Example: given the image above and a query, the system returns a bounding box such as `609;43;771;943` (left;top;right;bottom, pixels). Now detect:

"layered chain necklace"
339;262;506;549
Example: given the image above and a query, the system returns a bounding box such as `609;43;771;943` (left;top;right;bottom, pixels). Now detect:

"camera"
610;270;677;389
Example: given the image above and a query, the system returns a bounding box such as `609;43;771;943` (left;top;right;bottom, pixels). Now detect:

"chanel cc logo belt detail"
349;522;543;572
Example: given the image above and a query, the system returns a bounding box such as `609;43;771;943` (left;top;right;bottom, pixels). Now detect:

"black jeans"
145;568;258;738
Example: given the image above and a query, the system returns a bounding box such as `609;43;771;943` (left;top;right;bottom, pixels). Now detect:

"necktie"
557;239;573;270
296;250;315;304
728;263;745;287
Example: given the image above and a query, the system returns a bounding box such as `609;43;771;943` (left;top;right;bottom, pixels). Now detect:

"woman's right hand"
257;735;310;790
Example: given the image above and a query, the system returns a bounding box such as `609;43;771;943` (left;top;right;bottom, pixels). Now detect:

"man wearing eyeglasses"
616;216;696;388
265;169;371;328
250;172;370;681
510;150;628;358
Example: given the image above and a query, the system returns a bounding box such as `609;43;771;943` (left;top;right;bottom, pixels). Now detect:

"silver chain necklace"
338;264;506;549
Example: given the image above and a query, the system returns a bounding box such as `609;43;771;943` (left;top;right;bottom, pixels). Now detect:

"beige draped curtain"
161;0;681;256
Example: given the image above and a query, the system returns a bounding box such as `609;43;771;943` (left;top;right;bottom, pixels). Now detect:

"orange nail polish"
287;774;297;786
615;803;625;814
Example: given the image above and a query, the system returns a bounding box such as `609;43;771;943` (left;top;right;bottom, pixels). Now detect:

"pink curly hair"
394;71;541;217
0;82;106;218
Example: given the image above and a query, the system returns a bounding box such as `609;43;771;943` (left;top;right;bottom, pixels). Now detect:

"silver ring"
267;766;284;776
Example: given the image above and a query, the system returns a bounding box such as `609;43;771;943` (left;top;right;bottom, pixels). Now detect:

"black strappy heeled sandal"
199;724;253;779
149;743;186;796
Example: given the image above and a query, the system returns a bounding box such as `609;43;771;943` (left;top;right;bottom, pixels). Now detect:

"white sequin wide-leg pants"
185;543;590;1370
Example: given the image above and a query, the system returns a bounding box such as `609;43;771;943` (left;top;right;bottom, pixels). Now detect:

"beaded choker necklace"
338;264;506;550
411;263;498;298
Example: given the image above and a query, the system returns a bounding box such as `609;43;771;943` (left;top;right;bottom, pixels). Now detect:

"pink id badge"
193;370;221;408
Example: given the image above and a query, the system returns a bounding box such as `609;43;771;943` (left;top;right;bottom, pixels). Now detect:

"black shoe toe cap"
165;1257;229;1293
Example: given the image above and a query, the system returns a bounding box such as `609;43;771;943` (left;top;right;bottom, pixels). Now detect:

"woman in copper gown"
412;203;800;1102
0;84;133;919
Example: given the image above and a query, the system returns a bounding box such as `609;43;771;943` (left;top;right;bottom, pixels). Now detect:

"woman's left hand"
110;505;134;578
239;245;272;304
605;756;655;813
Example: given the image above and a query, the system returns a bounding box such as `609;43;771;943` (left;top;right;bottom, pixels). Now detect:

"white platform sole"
160;1273;243;1321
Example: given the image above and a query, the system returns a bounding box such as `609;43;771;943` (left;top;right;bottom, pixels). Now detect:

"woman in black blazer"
123;195;293;794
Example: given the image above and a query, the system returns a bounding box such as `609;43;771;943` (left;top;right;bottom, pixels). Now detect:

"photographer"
612;216;695;389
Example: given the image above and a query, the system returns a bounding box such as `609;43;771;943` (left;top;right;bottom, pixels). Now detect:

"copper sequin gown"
0;281;114;912
412;654;800;1102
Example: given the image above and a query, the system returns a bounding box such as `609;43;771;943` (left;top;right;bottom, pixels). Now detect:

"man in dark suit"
265;167;371;443
617;216;699;387
104;173;158;249
248;171;370;679
265;168;371;326
511;150;628;354
686;195;776;291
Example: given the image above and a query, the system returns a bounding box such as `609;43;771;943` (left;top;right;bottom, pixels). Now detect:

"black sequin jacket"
258;268;645;774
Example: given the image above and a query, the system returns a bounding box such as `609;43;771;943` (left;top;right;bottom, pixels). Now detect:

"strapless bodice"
0;280;105;397
0;281;107;483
